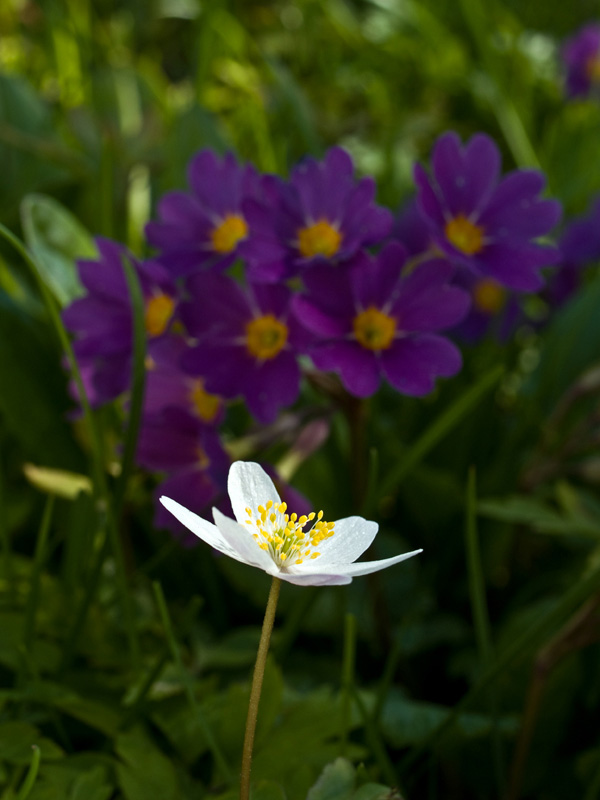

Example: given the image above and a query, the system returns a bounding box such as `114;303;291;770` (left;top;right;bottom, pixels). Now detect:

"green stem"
113;255;146;515
152;581;232;784
15;746;41;800
0;448;16;605
22;496;55;663
340;613;357;757
381;365;503;495
240;576;281;800
465;468;504;797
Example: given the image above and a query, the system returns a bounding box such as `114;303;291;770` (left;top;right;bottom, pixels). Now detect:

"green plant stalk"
113;255;146;515
152;581;232;783
457;0;540;169
400;548;600;776
0;223;141;669
240;576;281;800
351;687;399;790
22;496;55;661
15;746;41;800
0;450;16;604
465;468;504;797
340;613;357;757
381;364;503;495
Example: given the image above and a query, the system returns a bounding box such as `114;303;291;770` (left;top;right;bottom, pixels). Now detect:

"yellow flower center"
353;307;396;351
297;219;342;259
245;314;288;360
210;214;248;254
189;379;221;423
472;278;506;315
144;293;175;337
445;214;485;255
245;500;335;567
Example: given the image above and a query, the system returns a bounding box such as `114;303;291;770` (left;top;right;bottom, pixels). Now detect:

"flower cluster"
562;23;600;99
62;135;562;536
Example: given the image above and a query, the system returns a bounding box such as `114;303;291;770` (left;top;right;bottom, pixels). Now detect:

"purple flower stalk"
292;242;469;398
242;147;393;282
562;23;600;98
414;132;561;291
180;273;306;423
62;238;177;407
145;150;259;277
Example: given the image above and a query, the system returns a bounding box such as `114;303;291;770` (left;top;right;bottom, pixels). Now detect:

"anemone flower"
160;460;421;586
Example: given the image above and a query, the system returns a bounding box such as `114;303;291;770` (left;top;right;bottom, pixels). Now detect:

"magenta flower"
292;242;469;398
562;23;600;98
62;238;177;407
180;273;307;423
145;150;259;277
414;132;561;291
241;147;393;282
137;406;230;543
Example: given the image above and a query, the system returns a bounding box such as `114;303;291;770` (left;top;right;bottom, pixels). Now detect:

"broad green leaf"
0;722;63;764
115;727;180;800
478;496;600;538
69;766;114;800
381;690;518;748
21;194;96;307
306;758;355;800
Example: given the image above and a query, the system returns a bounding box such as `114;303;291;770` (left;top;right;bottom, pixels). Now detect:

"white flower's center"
245;500;335;567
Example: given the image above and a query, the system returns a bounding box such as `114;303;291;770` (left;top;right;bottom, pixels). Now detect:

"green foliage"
2;1;600;799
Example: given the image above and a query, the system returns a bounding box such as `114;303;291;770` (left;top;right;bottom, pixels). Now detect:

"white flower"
160;461;422;586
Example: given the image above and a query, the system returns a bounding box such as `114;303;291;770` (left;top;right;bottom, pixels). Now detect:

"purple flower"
137;406;230;543
145;335;224;425
62;238;177;407
180;273;306;423
414;132;562;291
544;197;600;307
292;242;469;398
450;270;521;343
241;147;393;282
145;150;259;277
562;23;600;98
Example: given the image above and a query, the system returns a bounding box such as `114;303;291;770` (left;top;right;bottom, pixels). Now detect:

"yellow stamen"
445;214;484;255
144;293;175;337
297;219;342;259
210;213;248;254
245;314;288;360
353;306;396;351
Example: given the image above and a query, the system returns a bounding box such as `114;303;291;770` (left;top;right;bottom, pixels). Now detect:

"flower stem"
240;576;281;800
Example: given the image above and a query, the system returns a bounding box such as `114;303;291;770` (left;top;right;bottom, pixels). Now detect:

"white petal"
310;517;378;566
159;497;246;563
228;461;282;525
287;549;423;581
277;571;353;586
213;507;275;571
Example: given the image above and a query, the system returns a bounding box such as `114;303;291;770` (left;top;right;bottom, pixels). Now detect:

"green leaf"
306;758;356;800
69;767;114;800
115;727;180;800
0;722;63;764
252;781;288;800
0;289;83;468
21;194;96;307
478;495;600;538
381;690;518;748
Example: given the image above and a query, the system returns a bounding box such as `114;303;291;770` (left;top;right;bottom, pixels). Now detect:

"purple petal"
381;335;462;395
